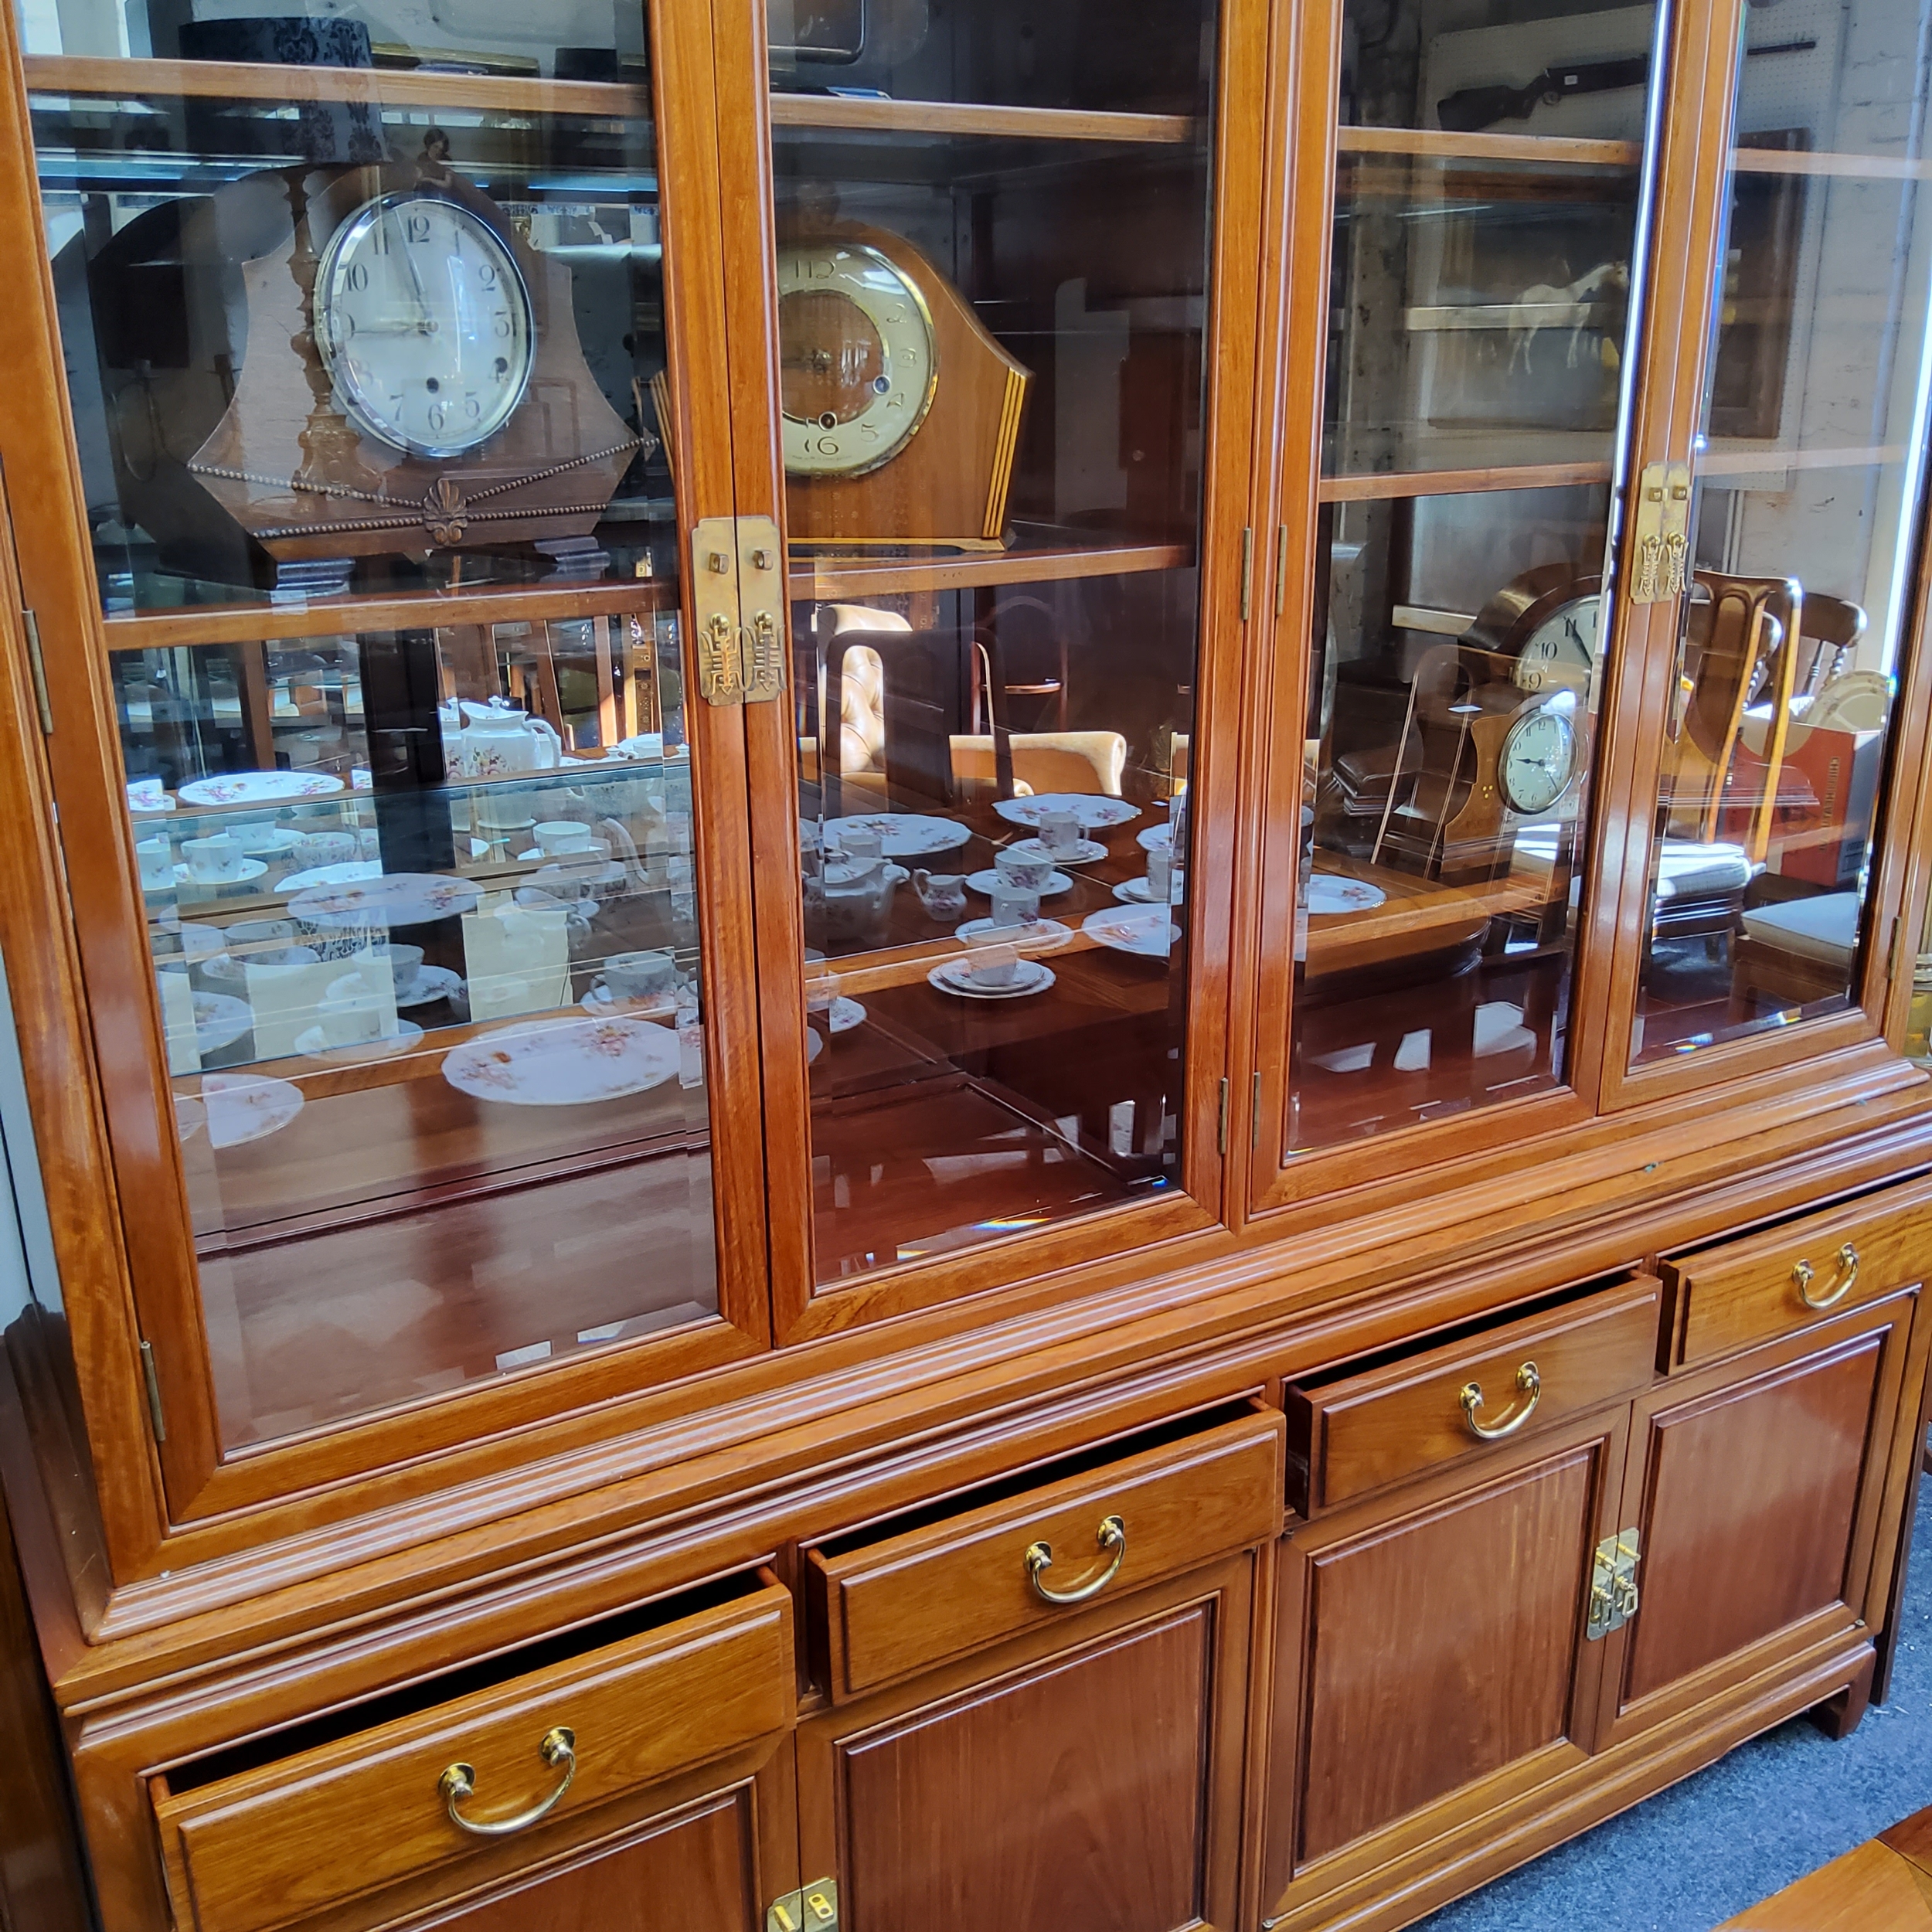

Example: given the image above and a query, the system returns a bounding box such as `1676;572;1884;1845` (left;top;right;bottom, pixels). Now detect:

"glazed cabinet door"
701;0;1277;1335
0;0;772;1544
1597;1289;1926;1749
1605;0;1932;1100
796;1556;1257;1932
1261;1408;1630;1930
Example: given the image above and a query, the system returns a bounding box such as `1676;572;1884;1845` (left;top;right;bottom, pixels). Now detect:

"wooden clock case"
777;220;1031;551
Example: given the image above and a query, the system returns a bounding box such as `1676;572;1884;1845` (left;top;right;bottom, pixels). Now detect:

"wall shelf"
789;535;1191;600
770;94;1195;145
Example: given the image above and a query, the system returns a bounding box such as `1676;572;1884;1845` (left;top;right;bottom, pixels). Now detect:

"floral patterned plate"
441;1016;681;1107
994;793;1141;832
1080;907;1180;958
825;813;973;859
177;770;345;806
287;872;482;930
1306;875;1386;917
201;1073;304;1148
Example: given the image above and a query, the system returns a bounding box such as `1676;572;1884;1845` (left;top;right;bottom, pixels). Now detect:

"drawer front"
1664;1179;1932;1366
1286;1277;1662;1512
155;1582;794;1932
807;1410;1283;1700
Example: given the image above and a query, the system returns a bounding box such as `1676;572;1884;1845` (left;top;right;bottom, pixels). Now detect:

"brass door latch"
768;1879;838;1932
1585;1529;1641;1641
1630;462;1691;603
689;515;785;706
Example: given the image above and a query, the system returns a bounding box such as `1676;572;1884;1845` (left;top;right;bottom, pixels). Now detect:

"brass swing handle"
1794;1243;1859;1311
438;1726;576;1838
1026;1515;1128;1604
1460;1362;1542;1440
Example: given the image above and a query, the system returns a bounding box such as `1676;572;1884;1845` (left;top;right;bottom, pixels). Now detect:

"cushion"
1739;891;1862;968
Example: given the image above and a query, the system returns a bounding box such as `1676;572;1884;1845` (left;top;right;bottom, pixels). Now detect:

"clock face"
315;191;535;459
1500;701;1580;815
1512;595;1600;694
777;243;937;477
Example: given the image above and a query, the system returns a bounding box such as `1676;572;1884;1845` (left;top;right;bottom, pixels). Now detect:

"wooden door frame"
0;0;771;1567
709;0;1277;1345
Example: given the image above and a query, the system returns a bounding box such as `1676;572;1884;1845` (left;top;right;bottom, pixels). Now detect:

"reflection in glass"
1631;2;1932;1063
770;0;1215;1281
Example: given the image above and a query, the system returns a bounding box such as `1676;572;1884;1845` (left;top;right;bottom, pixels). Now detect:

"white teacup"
317;994;383;1046
294;831;359;870
964;943;1021;989
136;836;174;891
182;835;245;882
1038;809;1084;860
835;825;883;869
995;845;1055;893
536;819;597;855
354;942;424;995
604;948;679;999
988;882;1040;929
225;918;297;947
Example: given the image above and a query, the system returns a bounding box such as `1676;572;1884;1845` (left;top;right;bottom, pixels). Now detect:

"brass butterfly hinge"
736;515;786;703
1585;1528;1641;1641
1629;462;1690;604
767;1879;838;1932
691;515;787;704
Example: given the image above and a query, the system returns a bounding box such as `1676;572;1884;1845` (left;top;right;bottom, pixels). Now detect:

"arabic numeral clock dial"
315;190;534;458
1500;699;1581;815
777;242;937;477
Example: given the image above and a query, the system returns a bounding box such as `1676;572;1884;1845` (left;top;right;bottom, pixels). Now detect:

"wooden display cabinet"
1;0;1931;1927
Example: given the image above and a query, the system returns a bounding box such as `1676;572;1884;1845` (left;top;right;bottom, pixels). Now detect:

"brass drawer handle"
1794;1243;1859;1311
438;1726;576;1837
1460;1362;1542;1440
1026;1515;1127;1604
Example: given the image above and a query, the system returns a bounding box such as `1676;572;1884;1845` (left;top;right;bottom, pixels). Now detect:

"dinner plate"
294;1019;424;1064
190;991;253;1052
1306;874;1387;916
825;812;973;859
807;1029;825;1065
202;1073;304;1148
1081;907;1181;958
277;860;383;893
441;1016;681;1106
828;995;866;1033
927;957;1057;1000
178;770;345;806
994;794;1141;832
964;868;1073;898
954;917;1073;953
1137;825;1175;854
289;872;483;929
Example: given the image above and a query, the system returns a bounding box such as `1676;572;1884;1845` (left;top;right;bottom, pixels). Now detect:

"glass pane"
1293;0;1658;1151
1631;2;1932;1065
22;0;716;1445
768;3;1213;1281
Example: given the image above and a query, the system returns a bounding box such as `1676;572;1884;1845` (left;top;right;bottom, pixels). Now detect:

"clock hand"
389;206;435;335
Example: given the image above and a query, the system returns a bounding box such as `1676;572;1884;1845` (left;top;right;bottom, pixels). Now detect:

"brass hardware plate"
1585;1528;1641;1641
768;1879;839;1932
21;609;51;734
691;516;743;706
1630;461;1691;604
736;515;786;703
138;1338;165;1443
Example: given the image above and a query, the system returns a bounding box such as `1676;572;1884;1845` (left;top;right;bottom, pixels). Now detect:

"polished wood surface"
155;1580;792;1932
1722;1818;1932;1930
768;94;1195;145
1286;1275;1659;1510
807;1410;1280;1699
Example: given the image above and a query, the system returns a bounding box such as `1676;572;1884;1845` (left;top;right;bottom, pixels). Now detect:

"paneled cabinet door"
1595;1289;1926;1750
1260;1409;1629;1927
795;1556;1256;1932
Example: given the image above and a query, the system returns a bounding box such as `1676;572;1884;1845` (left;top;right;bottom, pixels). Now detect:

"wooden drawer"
804;1409;1283;1701
1662;1177;1932;1367
152;1577;794;1932
1285;1276;1662;1512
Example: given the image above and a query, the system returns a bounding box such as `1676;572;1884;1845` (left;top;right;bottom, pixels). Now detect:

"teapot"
440;698;563;779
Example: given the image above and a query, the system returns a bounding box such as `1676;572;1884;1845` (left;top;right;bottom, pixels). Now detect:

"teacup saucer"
396;965;465;1009
294;1019;424;1064
927;957;1056;1000
174;859;269;888
581;980;684;1021
964;868;1073;898
1113;876;1185;905
955;917;1073;953
1009;835;1107;866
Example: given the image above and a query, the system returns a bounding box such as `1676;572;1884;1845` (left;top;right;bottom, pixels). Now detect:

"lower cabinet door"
1597;1287;1923;1747
795;1555;1257;1932
1261;1408;1630;1924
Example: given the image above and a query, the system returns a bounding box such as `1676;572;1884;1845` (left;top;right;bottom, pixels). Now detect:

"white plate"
807;1029;825;1065
955;917;1073;953
178;770;345;807
202;1073;304;1148
277;860;383;893
1113;876;1185;905
927;957;1057;1000
192;991;253;1051
128;782;175;815
825;812;973;859
173;1094;206;1143
1081;907;1180;958
233;828;305;860
964;868;1073;898
441;1016;681;1107
1137;825;1175;854
829;995;866;1034
289;872;483;929
174;859;269;889
294;1019;425;1064
201;945;320;988
396;965;466;1009
1008;835;1108;867
994;794;1141;832
1307;874;1387;916
580;981;684;1022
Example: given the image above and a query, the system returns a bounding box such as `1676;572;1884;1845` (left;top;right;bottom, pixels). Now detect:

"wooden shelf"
104;578;674;652
1699;441;1906;478
1320;461;1613;503
1733;145;1932;181
1337;125;1640;168
22;52;648;117
789;536;1189;600
769;94;1196;147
